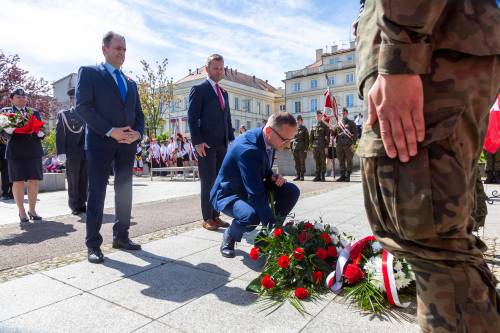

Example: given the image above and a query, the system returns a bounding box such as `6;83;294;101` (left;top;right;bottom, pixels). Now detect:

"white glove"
57;154;67;163
4;127;14;135
37;131;45;138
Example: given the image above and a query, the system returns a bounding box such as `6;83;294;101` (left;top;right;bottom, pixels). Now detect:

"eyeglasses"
270;126;294;143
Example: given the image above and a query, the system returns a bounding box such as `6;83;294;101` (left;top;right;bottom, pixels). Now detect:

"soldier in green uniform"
484;149;500;184
355;1;500;332
332;108;358;182
310;111;330;182
291;115;309;181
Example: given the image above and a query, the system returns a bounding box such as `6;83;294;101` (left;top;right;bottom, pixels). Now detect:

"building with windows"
51;72;78;129
283;43;361;129
170;67;284;138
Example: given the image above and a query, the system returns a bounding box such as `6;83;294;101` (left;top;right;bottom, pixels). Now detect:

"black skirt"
8;158;43;182
327;147;337;159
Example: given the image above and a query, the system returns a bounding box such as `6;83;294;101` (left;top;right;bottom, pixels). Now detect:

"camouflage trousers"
359;51;500;332
336;144;354;174
473;167;488;230
293;149;307;175
312;147;326;173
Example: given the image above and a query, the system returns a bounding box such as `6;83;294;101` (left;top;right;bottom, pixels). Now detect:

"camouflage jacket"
310;122;330;149
333;118;358;146
356;0;500;98
292;124;309;151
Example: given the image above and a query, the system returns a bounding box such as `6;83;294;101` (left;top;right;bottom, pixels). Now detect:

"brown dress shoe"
214;217;230;228
202;219;219;231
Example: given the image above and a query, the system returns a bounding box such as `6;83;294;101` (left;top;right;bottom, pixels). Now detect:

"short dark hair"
267;112;297;128
342;107;348;113
296;115;303;121
102;31;125;47
206;54;224;66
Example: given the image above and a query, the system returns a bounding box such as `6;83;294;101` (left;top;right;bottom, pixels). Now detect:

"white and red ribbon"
325;236;410;308
381;250;410;308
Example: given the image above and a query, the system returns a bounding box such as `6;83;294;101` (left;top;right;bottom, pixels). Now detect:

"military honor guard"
310;111;330;182
332;108;358;182
56;87;87;215
291;115;309;181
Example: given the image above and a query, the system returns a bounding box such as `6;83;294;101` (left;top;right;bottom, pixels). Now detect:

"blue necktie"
114;69;127;102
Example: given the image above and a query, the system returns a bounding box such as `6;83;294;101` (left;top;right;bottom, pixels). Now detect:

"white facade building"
283;43;361;129
51;73;77;129
170;67;284;138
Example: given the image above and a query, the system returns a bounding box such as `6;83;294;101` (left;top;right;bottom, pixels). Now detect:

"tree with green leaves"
135;58;173;137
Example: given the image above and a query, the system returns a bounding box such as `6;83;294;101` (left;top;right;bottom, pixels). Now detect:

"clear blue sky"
1;0;360;88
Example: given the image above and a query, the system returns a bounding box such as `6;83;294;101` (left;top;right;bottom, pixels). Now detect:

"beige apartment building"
171;67;284;138
283;42;361;129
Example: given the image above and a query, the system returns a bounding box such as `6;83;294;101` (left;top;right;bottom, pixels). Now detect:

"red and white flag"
483;95;500;154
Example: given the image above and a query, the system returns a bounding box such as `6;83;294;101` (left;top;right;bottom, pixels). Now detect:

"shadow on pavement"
103;248;261;307
0;220;77;246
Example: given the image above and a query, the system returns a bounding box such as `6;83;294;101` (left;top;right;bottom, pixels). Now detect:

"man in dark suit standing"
75;31;144;264
210;112;300;258
56;87;87;215
188;54;235;231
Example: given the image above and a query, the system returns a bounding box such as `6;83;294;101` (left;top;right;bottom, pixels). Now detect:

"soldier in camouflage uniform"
473;166;488;232
310;111;330;182
332;108;358;182
292;115;309;181
355;1;500;332
484;149;500;184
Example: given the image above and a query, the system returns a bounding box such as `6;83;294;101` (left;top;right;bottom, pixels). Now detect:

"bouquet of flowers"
0;111;44;135
326;236;415;313
246;218;350;315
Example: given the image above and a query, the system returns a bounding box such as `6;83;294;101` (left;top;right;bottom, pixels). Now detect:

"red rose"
293;247;305;261
261;274;275;289
277;255;290;269
303;222;314;230
320;233;331;245
327;246;337;258
249;247;260;260
349;236;376;263
312;271;323;284
298;231;309;243
316;247;328;260
344;264;365;284
273;227;283;238
294;287;309;300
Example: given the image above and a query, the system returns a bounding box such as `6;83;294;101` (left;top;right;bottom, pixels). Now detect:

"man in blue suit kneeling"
210;112;300;258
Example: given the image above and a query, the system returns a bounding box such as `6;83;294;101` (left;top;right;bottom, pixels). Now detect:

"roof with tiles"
175;67;277;93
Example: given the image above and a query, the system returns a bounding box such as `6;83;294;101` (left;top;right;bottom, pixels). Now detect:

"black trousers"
197;146;227;220
0;157;11;196
66;158;87;211
85;146;135;249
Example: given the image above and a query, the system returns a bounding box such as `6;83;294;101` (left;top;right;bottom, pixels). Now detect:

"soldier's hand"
367;74;424;163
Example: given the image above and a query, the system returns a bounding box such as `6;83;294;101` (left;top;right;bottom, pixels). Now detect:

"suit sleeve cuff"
378;42;432;75
106;128;114;137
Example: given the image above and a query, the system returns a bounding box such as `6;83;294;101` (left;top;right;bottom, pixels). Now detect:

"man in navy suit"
188;54;234;231
75;31;144;264
210;112;300;258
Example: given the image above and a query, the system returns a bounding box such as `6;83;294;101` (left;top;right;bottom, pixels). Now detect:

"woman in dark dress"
3;87;44;223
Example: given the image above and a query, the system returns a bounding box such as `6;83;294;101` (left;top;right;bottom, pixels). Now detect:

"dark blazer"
75;64;144;152
55;108;85;160
188;79;234;148
210;128;274;225
1;107;44;160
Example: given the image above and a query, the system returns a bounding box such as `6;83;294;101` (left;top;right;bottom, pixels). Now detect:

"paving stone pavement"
0;179;498;333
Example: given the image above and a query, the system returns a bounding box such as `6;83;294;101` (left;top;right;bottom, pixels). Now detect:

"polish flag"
483;95;500;154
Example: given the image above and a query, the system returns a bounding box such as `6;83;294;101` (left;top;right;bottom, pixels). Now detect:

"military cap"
67;87;75;97
316;110;323;115
10;86;26;98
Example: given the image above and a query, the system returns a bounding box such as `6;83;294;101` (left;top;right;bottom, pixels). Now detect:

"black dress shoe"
220;228;236;258
28;212;42;221
19;215;29;223
88;248;104;264
112;239;141;250
78;206;87;213
71;210;81;215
